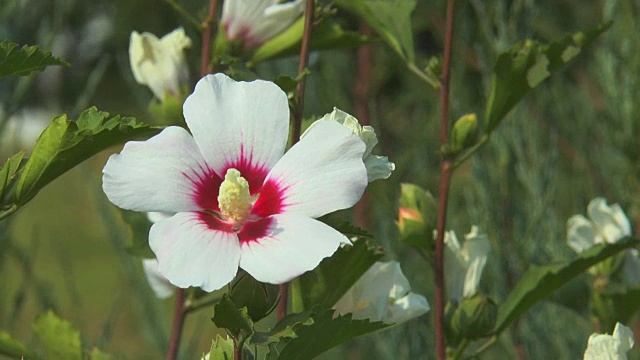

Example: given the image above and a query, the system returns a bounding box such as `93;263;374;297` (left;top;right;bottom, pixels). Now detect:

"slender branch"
433;0;457;359
200;0;219;77
407;62;441;89
166;288;186;360
162;0;203;29
278;0;316;322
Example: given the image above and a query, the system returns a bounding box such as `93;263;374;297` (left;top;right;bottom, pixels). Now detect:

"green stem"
472;336;498;357
0;205;18;222
451;339;469;360
451;134;489;169
407;62;441;89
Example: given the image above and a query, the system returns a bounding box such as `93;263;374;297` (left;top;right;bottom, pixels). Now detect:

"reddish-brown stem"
200;0;219;76
353;22;374;229
234;336;242;360
277;0;316;322
166;288;186;360
434;0;456;359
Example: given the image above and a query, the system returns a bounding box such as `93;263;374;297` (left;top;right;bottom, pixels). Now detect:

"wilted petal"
183;74;289;192
142;258;174;299
584;322;634;360
238;214;347;284
264;121;367;218
149;212;241;292
387;293;430;325
462;226;490;298
567;215;600;253
588;198;631;243
103;126;210;213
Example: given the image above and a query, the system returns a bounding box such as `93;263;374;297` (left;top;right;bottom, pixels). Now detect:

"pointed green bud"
450;293;498;340
425;56;442;79
451;113;479;153
397;183;438;252
228;272;279;322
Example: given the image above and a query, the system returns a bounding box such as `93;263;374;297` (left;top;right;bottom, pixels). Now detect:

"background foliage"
0;0;639;358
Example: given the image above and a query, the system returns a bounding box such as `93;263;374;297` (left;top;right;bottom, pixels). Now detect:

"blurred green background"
1;0;640;358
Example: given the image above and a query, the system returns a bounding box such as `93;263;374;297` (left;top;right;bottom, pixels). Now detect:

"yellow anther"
217;168;252;224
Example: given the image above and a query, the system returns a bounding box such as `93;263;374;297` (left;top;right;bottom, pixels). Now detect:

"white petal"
567;215;600;253
364;154;395;182
387;292;430;325
462;226;490;298
265;121;367;218
239;214;347;284
142;259;174;299
149;212;241;292
444;230;466;299
584;322;634;360
588;198;631;243
183;74;289;177
103;127;210;213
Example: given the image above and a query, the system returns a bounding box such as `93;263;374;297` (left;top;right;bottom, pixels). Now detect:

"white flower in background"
302;108;395;182
584;322;634;360
129;28;191;100
567;198;639;286
334;261;430;325
103;73;368;292
221;0;305;49
444;226;491;299
142;258;174;299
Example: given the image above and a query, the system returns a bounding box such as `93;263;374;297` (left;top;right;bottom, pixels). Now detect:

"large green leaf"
295;238;383;310
484;22;611;132
336;0;416;62
493;237;639;334
0;41;69;78
249;310;315;346
270;310;388;360
11;107;160;206
32;311;82;360
0;331;32;359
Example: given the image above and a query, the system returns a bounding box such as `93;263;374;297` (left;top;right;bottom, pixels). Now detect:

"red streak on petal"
251;180;288;218
196;212;235;233
238;217;273;245
185;164;222;212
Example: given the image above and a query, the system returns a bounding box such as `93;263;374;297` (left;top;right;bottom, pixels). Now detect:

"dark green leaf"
336;0;416;62
0;41;69;78
12;107;161;206
296;238;383;310
0;331;32;358
32;311;82;360
116;209;155;258
229;272;279;322
249;309;315;346
273;310;388;360
207;335;235;360
318;215;372;238
211;295;254;337
493;237;639;334
0;151;25;204
484;22;611;132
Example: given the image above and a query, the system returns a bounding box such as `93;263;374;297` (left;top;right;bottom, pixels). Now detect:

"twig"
433;0;457;359
166;288;186;360
200;0;219;76
277;0;316;322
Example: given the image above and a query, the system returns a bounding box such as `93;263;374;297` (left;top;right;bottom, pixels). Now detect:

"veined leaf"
295;238;383;310
0;41;69;78
271;310;388;360
32;311;82;360
493;237;639;334
11;107;161;206
0;151;25;204
484;22;611;132
336;0;416;62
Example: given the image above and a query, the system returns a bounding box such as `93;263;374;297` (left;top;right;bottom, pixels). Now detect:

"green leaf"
0;151;25;204
211;295;254;337
295;238;383;310
484;21;611;132
318;214;373;239
0;331;32;358
228;272;279;322
273;69;312;100
250;19;371;65
11;107;161;206
89;348;113;360
249;310;315;346
493;237;639;334
271;310;388;360
207;335;235;360
32;311;82;360
116;209;155;258
0;41;69;78
336;0;416;62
